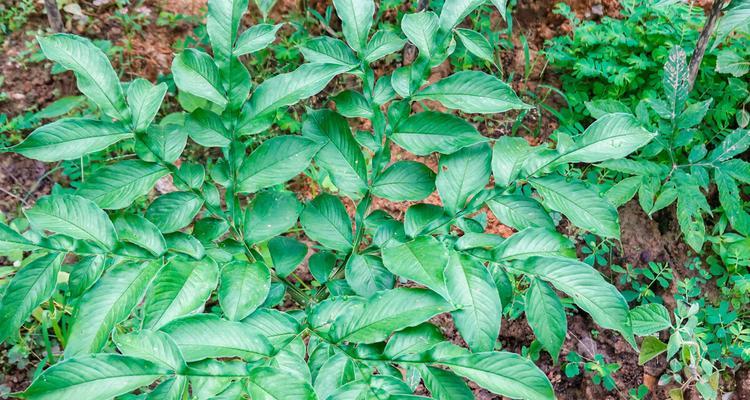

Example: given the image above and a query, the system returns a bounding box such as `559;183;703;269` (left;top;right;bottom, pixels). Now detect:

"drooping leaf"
381;236;449;297
558;113;655;164
38;34;129;120
21;355;168;400
67;256;106;299
25;194;117;250
143;257;220;330
171;48;227;107
114;214;167;256
444;252;501;352
126;78;167;132
234;23;283;55
486;195;554;231
219;261;271;321
372;161;436;202
145;191;204;234
11;119;132;162
436;143;491;214
333;0;374;52
345;254;395;297
331;288;452;344
414;71;530;114
529;174;620;239
237;136;320;193
300;193;353;252
0;253;63;343
392;111;486;156
77;160;169;209
525;279;566;361
243;190;301;244
65;260;161;357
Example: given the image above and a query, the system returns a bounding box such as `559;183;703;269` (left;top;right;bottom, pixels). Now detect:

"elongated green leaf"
558;113;655;164
439;351;554;400
300;37;359;66
438;0;485;31
0;222;38;253
372;161;436;201
127;78;167;132
114;214;167;256
268;236;308;277
381;236;449;297
172;49;227;107
185;109;231;147
67;256;106;299
235;23;283;55
137;124;187;164
630;303;672;336
416;365;474;400
455;28;494;64
247;366;317;400
143;257;219;330
145;191;204;234
11;119;132;162
363;30;406;63
22;355;168;400
165;232;205;259
303;109;368;199
514;256;634;344
38;34;129;120
0;253;62;343
333;0;374;52
392;111;485;156
77;160;169;209
219;261;271;321
492;227;573;261
25;194;117;250
245;63;351;118
314;352;359;399
345;254;395;297
113;329;185;371
436;143;491;214
715;0;750;44
401;11;439;60
414;71;529;114
491;136;532;187
65;260;161;357
529;174;620;239
244;190;301;244
237;136;320;193
383;324;444;359
708;128;750;162
159;314;273;361
486;195;553;231
444;252;501;352
526;279;566;361
207;0;249;70
300;194;353;252
331;288;452;343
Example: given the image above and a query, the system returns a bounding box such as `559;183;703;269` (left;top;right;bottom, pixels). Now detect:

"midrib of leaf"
148;265;199;328
26;129;131;149
310;202;351;247
84;168;166;202
341;304;444;340
60;44;125;120
241;145;311;184
534;180;608;231
31;209;107;248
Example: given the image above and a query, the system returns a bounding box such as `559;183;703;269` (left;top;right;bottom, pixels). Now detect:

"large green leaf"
67;256;106;299
436;143;491;214
21;355;168;400
0;222;38;254
438;352;554;400
219;261;271;321
525;279;566;361
401;11;439;60
363;30;406;63
416;365;474;400
234;23;283;56
38;34;129;120
207;0;249;70
244;190;301;244
414;71;529;114
558;113;655;164
247;366;317;400
300;37;359;67
114;214;167;256
145;191;204;233
77;160;169;210
333;0;374;52
25;194;117;250
529;174;620;239
438;0;485;31
391;111;486;156
0;253;63;343
486;195;554;231
143;257;219;330
371;161;436;202
237;136;320;193
172;49;227;107
345;254;395;297
491;136;532;187
492;227;573;261
383;323;444;359
444;252;501;352
268;236;308;277
514;256;634;344
137;124;188;164
159;314;273;361
331;288;452;343
454;28;495;64
11;119;132;162
300;193;353;252
113;329;186;371
65;260;161;357
302;109;368;199
381;236;449;297
126;78;167;132
185;109;231;147
244;63;351;119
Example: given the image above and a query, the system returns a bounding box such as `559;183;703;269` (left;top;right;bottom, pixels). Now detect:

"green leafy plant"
0;0;659;399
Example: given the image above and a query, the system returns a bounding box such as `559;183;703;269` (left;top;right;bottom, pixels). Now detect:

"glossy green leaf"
414;71;530;114
11;119;132;162
244;190;301;244
171;48;227;107
333;0;374;52
114;214;167;256
436;143;491;214
392;111;486;156
455;28;494;64
372;161;436;202
113;329;185;370
145;191;204;234
126;78;167;132
206;0;249;70
300;193;353;252
77;160;169;209
237;136;320;193
492;227;573;261
219;261;271;320
381;236;449;297
416;365;474;400
268;236;308;277
383;323;444;359
345;254;395;297
137;124;188;164
25;194;117;250
300;37;359;67
526;279;566;361
235;23;283;55
486;195;554;231
65;260;161;357
67;256;106;299
438;0;485;31
0;222;38;253
363;30;406;63
491;136;532;187
247;366;317;400
401;11;439;60
558;113;655;164
630;303;672;336
185;109;231;147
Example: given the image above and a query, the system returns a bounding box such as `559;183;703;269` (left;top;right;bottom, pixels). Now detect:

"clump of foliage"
546;0;750;134
0;0;686;399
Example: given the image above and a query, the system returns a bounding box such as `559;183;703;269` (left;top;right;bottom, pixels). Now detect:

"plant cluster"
0;0;676;399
